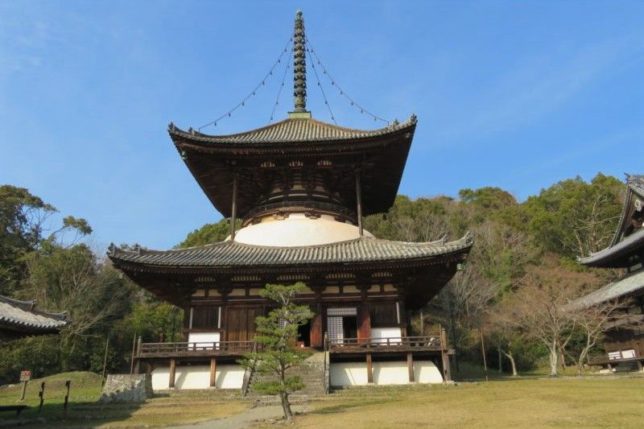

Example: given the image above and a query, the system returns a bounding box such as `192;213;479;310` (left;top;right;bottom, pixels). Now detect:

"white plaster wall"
371;327;402;343
187;332;220;345
151;364;245;391
232;214;374;246
330;362;369;386
330;360;443;387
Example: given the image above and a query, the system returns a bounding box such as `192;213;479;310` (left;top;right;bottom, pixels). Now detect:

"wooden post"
366;353;373;384
38;382;45;413
130;333;137;375
407;352;415;383
63;380;71;417
440;327;452;382
101;337;110;385
355;171;363;236
210;358;217;388
169;359;177;389
230;174;238;240
480;328;488;381
19;380;28;401
134;337;142;375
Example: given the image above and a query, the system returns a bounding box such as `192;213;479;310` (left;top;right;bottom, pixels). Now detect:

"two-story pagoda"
109;11;472;391
576;174;644;371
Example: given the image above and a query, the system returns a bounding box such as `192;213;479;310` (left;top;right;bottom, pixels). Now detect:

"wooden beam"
407;352;414;383
230;174;238;240
169;359;177;388
210;358;217;388
355;171;363;236
366;353;373;384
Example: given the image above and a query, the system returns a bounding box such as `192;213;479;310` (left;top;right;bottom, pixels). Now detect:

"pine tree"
240;282;313;421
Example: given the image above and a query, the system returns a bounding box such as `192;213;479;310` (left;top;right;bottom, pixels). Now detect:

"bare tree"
504;259;600;376
566;298;625;375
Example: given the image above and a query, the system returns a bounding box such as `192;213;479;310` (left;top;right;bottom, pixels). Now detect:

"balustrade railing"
138;340;256;357
326;335;442;352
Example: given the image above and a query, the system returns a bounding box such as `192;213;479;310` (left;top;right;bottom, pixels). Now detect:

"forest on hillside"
0;173;627;382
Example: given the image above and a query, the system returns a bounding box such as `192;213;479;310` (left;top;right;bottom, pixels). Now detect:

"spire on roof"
290;10;311;118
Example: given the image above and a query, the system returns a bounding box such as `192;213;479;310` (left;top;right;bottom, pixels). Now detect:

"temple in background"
576;174;644;371
109;11;472;391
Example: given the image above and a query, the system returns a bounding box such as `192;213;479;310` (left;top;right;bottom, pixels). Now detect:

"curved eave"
579;228;644;268
108;234;473;275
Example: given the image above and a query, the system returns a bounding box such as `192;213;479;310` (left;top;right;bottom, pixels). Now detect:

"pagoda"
109;11;472;391
575;174;644;371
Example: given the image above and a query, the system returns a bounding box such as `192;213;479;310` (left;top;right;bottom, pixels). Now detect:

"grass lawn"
283;376;644;429
1;371;643;428
0;371;248;427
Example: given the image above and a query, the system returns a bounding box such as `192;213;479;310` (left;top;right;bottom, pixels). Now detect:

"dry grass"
283;376;644;429
3;371;643;428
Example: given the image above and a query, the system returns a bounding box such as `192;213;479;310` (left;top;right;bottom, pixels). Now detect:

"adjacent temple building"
576;174;644;371
109;12;472;391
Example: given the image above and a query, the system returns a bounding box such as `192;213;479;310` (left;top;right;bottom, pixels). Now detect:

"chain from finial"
293;10;307;112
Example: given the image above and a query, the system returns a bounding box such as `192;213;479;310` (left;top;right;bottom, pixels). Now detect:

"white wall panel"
151;364;245;390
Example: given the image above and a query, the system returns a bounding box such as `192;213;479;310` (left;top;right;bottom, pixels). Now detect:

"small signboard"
19;370;31;382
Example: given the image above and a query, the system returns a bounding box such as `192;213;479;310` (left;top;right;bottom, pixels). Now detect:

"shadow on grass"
0;373;144;428
0;400;145;428
310;397;392;415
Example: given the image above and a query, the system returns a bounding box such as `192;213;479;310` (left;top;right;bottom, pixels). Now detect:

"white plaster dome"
231;213;374;247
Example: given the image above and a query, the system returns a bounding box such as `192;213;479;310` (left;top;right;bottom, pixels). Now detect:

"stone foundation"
100;374;152;403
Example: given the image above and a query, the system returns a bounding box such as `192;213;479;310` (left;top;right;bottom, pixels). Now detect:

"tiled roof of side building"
108;234;473;271
0;295;68;333
567;269;644;310
169;115;416;145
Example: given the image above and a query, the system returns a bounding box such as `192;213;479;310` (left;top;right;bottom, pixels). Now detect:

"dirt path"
167;404;308;429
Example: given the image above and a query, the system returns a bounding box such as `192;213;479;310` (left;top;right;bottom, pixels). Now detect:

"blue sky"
1;1;643;250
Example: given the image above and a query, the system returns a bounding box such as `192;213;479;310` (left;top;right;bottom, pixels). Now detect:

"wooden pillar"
366;353;373;384
407;352;415;383
355;171;363;236
169;359;176;388
358;304;371;344
230;174;238;240
440;327;452;382
310;312;323;348
209;358;217;388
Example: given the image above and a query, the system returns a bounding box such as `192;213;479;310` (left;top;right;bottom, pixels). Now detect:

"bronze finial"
293;10;307;113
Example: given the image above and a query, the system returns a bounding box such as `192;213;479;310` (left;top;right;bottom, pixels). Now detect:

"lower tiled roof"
108;234;472;271
0;295;68;334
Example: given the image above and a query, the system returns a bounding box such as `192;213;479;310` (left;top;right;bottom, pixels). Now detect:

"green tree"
521;174;623;258
0;185;56;294
241;283;313;421
178;218;240;248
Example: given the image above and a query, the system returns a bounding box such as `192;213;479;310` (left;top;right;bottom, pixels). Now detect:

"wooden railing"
138;341;256;358
326;335;443;354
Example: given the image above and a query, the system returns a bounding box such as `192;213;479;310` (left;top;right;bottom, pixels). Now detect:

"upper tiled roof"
627;174;644;198
108;234;472;272
579;174;644;267
169;115;416;146
0;295;68;334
